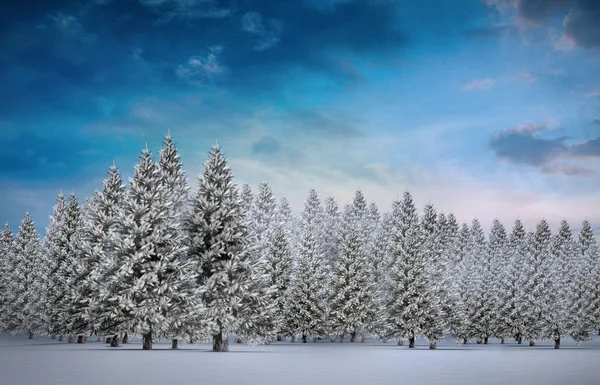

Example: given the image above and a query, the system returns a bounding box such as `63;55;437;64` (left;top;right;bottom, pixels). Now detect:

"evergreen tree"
384;192;426;348
187;145;274;352
285;189;327;343
487;219;508;342
68;165;126;345
241;183;254;217
522;220;552;346
438;213;459;324
546;220;576;348
48;193;82;342
98;148;190;350
419;204;445;349
448;222;471;343
157;133;194;348
498;219;527;344
4;213;45;338
328;203;380;343
570;220;597;342
465;218;492;344
322;195;341;276
0;223;13;331
265;225;293;340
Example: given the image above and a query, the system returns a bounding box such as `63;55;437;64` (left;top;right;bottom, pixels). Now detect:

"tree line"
0;133;599;351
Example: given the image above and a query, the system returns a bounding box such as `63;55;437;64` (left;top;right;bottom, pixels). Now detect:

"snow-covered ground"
1;333;599;385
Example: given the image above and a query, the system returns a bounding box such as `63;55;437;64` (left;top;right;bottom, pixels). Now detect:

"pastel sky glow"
1;0;599;235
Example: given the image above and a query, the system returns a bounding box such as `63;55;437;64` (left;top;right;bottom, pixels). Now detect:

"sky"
1;0;599;237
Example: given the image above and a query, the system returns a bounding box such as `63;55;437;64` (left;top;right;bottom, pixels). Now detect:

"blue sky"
1;0;599;236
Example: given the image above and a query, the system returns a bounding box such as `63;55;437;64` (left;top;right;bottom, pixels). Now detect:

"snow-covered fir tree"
569;220;598;342
384;191;426;348
522;220;552;346
0;223;13;331
448;222;471;343
3;213;45;338
545;219;576;349
264;224;293;340
322;195;341;276
284;189;327;343
47;193;82;342
240;183;254;217
465;218;492;344
187;145;274;351
157;133;195;348
498;219;527;344
328;203;381;343
69;165;126;346
252;182;277;262
438;213;459;324
487;219;508;343
98;148;191;350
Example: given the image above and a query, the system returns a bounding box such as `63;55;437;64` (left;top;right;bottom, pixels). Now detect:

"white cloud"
515;71;536;83
176;45;225;86
241;12;284;51
461;77;497;91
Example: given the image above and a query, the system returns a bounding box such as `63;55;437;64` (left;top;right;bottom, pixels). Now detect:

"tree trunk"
212;330;229;352
462;338;467;344
302;335;307;343
122;332;128;344
408;336;415;348
110;335;120;347
97;337;101;342
361;335;366;343
516;333;522;344
350;331;356;343
142;331;153;350
429;341;437;350
83;336;88;342
398;339;404;346
291;336;296;343
277;336;283;342
172;339;178;349
554;338;560;349
313;337;318;343
500;338;505;344
529;339;535;346
236;336;243;344
484;337;489;344
106;337;111;344
51;335;56;340
339;334;344;343
68;335;75;343
77;335;84;344
28;332;34;339
382;338;388;343
59;335;64;342
476;337;482;344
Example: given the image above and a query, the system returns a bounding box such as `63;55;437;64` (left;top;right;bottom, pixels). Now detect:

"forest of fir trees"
1;133;599;352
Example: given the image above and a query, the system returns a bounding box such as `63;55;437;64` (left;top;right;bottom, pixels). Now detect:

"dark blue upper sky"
1;0;599;235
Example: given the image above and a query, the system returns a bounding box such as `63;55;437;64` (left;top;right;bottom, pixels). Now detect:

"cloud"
252;135;282;154
461;78;496;91
484;0;600;50
489;121;600;175
584;91;600;98
176;45;225;86
241;12;284;51
137;0;232;24
515;71;536;83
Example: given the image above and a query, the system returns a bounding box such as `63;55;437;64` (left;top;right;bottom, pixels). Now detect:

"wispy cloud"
176;46;225;86
515;71;536;83
241;12;284;52
462;78;496;91
584;91;600;98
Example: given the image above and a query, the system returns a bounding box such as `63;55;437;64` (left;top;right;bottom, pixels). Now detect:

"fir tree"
285;189;327;343
157;133;194;348
99;148;190;350
322;195;341;276
328;204;380;343
384;192;426;348
522;220;552;346
487;219;508;342
187;145;274;352
465;218;492;344
570;220;597;342
449;222;471;343
48;193;82;342
0;223;13;331
4;213;45;338
498;219;527;344
241;183;254;217
265;225;293;340
546;220;576;348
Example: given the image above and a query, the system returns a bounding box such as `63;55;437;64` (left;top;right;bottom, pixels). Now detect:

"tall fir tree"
546;219;576;348
0;223;14;331
570;220;597;342
285;189;327;343
265;224;293;340
522;220;552;346
449;222;471;343
157;133;195;348
384;192;426;348
98;148;190;350
322;195;341;276
4;213;45;338
187;145;274;352
48;193;82;342
487;219;508;342
498;219;527;344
